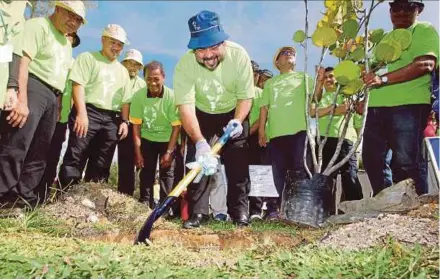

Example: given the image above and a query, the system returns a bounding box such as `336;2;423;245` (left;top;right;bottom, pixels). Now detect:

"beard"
196;54;224;71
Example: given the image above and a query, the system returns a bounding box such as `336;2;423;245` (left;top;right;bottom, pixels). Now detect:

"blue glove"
223;119;243;139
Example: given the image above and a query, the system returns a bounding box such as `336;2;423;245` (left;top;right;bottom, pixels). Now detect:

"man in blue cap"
174;10;254;228
361;0;438;195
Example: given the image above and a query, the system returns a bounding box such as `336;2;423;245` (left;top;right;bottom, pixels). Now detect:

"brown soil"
86;229;306;251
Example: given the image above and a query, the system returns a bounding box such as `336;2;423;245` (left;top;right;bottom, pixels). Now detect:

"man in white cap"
59;24;132;188
0;1;86;207
118;49;146;196
174;10;254;228
258;46;312;220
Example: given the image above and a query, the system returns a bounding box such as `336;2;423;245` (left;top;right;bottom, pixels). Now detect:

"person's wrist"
166;149;174;155
121;119;130;126
196;138;207;148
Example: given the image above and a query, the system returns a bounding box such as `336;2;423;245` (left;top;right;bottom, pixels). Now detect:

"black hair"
143;61;165;77
324;67;334;72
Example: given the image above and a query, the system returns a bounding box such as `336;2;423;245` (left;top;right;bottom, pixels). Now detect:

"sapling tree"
293;0;411;177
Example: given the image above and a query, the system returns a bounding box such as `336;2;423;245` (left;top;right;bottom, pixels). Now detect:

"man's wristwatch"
166;149;174;155
380;75;388;85
122;119;130;126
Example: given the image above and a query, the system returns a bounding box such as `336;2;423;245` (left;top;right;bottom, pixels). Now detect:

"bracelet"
166;149;174;155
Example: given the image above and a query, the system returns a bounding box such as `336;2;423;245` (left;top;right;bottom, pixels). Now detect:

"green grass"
0;231;437;279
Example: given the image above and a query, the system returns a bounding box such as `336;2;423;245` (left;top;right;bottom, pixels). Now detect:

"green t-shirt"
369;22;439;107
59;58;75;123
18;17;72;92
129;75;146;96
173;40;254;114
260;72;312;139
129;86;181;142
249;87;263;126
318;91;358;143
69;51;131;112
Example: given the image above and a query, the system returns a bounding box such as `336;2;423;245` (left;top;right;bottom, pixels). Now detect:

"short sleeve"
129;89;143;125
260;80;271;107
411;23;439;64
20;19;45;60
173;54;196;106
235;49;255;100
69;52;92;86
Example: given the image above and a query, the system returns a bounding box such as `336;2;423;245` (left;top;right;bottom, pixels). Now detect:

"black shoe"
183;213;209;229
233;213;249;227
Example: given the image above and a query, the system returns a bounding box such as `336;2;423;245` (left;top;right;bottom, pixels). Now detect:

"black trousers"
139;138;175;207
59;104;120;187
187;109;250;219
321;137;363;201
0;75;57;204
117;126;135;196
36;122;68;200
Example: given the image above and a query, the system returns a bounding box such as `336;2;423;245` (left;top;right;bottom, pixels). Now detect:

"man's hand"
118;122;129;140
160;152;173;168
3;88;18;111
7;100;29;128
334;103;349;115
363;72;382;88
258;129;268;147
195;139;211;160
316;66;325;83
355;101;365;115
134;150;144;168
73;112;88;138
223;119;243;139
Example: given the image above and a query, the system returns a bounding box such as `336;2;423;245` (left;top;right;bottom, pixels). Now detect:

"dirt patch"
85;228;306;251
319;213;439;251
41;182;152;236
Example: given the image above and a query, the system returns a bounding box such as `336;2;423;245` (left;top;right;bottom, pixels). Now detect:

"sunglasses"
279;50;295;56
390;2;419;12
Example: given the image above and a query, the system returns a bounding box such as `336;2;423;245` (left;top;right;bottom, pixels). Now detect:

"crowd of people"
0;0;438;229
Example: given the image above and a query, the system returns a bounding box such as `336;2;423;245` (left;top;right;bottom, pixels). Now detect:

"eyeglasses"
279;50;295;56
390;2;419;13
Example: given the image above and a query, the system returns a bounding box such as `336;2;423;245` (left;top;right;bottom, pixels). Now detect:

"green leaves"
382;28;412;50
370;29;385;44
374;41;402;63
342;19;359;38
312;27;338;47
342;79;364;95
334;60;361;85
293;30;307;43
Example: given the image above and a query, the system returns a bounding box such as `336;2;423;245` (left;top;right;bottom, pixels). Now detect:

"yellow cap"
102;24;129;45
55;1;87;24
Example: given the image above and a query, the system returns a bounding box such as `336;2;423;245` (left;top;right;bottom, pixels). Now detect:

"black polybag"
280;172;334;228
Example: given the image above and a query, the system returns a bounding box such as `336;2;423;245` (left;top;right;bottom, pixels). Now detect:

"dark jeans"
0;75;57;204
362;104;430;195
117;126;135;196
187;109;251;220
267;131;307;213
59;104;120;187
139;138;175;207
321;137;363;201
36;122;68;200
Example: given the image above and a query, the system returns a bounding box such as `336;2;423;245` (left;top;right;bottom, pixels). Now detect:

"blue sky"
73;0;439;87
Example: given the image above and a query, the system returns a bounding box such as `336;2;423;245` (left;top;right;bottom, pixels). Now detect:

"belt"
28;73;62;97
86;103;120;117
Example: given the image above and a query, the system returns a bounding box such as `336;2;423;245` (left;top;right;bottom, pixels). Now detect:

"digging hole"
85;229;305;250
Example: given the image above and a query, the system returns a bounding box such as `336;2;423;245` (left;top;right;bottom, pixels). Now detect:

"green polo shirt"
369;22;439;107
173;40;254;114
129;86;181;142
260;71;313;139
69;51;131;112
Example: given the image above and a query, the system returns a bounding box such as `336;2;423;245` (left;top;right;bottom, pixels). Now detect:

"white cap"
102;24;129;45
55;1;87;24
122;49;143;65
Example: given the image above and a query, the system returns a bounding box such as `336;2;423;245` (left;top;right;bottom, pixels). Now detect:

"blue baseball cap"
187;10;229;49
